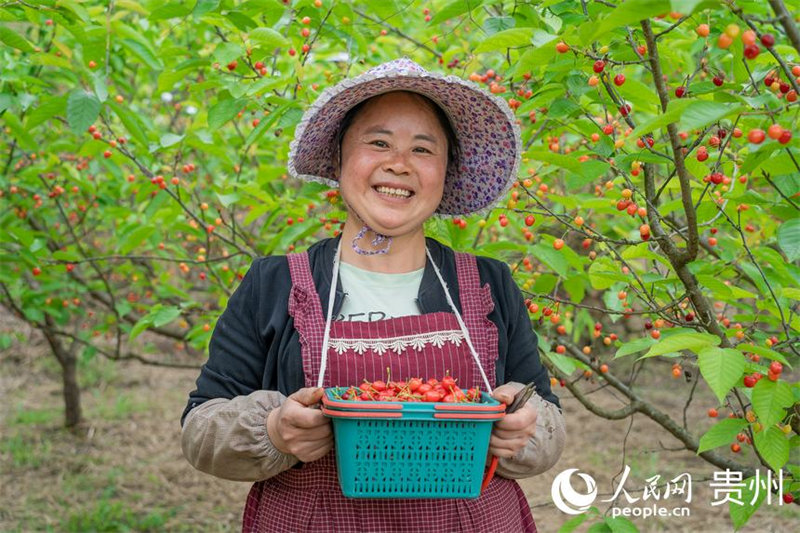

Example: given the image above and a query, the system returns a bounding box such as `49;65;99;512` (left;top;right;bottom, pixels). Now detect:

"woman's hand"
489;384;538;458
266;387;333;462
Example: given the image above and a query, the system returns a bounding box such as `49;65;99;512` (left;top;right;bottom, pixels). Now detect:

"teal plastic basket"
322;388;505;499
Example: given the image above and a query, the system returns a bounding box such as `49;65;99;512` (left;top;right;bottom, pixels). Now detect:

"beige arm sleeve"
495;383;567;479
181;390;300;482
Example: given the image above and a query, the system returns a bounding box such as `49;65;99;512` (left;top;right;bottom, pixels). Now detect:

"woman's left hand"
489;384;538;458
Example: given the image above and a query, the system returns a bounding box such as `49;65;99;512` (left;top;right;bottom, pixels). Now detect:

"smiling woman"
181;59;566;533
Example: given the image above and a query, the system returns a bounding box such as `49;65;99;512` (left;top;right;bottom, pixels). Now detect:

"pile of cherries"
334;374;482;403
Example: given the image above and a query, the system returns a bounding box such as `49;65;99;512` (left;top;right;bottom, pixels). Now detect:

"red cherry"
783;493;795;504
696;147;708;161
619;104;631;117
613;74;625;86
747;129;765;144
708;408;718;418
760;34;775;47
593;60;605;73
712;76;724;87
778;130;792;145
731;443;741;453
524;215;535;226
769;361;783;374
744;44;760;59
743;375;756;388
32;267;42;276
675;86;686;98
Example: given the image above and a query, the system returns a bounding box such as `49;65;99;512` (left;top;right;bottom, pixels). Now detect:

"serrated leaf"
160;133;184;148
530;243;569;278
120;38;163;70
697;347;745;403
642;329;720;358
431;0;485;24
697;418;747;453
603;516;637;533
557;514;587;533
118;226;156;255
2;112;36;150
614;336;657;359
249;27;288;50
0;26;34;52
681;102;744;131
25;95;67;129
777;218;800;261
545;350;578;375
586;0;666;43
66;90;101;134
751;379;794;428
729;475;768;529
150;3;192;20
474;28;535;53
736;344;789;366
151;306;181;327
208;98;246;129
753;426;790;471
108;101;150;147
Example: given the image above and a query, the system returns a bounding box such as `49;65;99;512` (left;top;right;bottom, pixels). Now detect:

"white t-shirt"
336;262;424;322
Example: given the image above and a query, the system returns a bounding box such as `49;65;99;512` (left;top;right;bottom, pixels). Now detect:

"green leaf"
603;516;637;533
194;0;220;16
729;475;768;529
751;379;794;428
736;344;790;366
2;112;36;150
151;306;182;327
697;418;747;453
530;243;569;278
66;90;101;134
208;98;246;130
545;350;578;375
777;218;800;261
557;514;588;533
588;257;629;290
150;3;192;20
25;95;67;129
118;226;156;255
484;16;515;34
474;28;535;53
120;38;163;70
431;0;485;24
681;102;744;131
108;101;150;147
697;347;745;403
630;98;690;138
160;133;184;148
586;0;666;43
642;329;720;358
92;73;108;103
753;426;790;471
614;336;657;359
249;27;289;50
0;26;34;52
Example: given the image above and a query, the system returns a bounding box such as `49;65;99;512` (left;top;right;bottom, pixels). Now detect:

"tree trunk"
42;319;83;428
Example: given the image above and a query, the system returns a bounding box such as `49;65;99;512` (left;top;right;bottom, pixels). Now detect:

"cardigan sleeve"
491;260;566;478
181;258;298;481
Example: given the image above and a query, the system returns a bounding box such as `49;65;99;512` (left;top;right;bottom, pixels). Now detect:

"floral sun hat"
288;58;521;216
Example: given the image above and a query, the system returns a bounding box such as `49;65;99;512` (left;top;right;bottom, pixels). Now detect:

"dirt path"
1;319;797;532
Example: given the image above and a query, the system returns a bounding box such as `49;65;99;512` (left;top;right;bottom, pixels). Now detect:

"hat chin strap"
347;205;393;256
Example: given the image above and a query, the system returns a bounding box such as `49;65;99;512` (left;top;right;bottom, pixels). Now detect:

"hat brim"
288;64;521;216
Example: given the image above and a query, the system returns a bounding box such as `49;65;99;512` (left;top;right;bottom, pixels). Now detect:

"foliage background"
2;0;800;531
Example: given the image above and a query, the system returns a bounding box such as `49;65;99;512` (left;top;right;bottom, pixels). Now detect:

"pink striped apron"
242;250;537;532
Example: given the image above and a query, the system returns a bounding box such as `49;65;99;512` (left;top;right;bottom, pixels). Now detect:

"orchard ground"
2;315;798;532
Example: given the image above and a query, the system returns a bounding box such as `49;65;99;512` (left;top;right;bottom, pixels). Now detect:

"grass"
0;432;53;468
62;499;177;532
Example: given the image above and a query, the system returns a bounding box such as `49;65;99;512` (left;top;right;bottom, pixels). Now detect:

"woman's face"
338;92;448;238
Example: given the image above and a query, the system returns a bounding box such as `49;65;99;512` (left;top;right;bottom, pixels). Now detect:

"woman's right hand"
266;387;333;462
